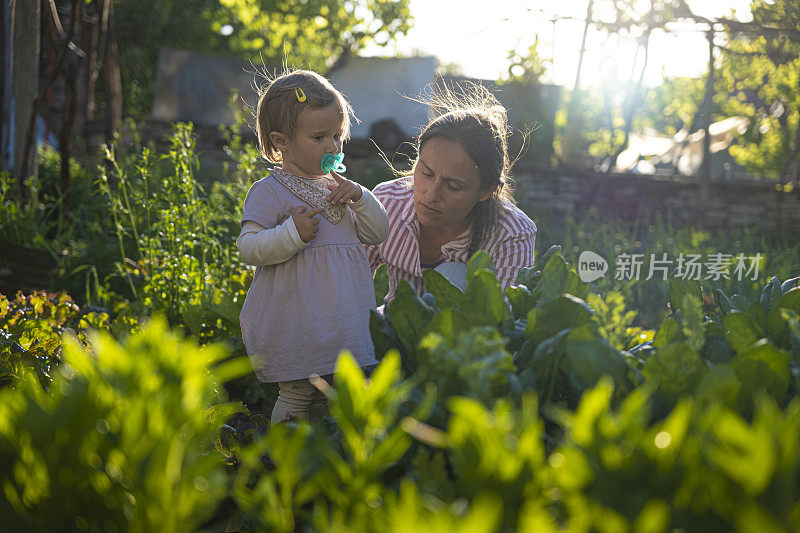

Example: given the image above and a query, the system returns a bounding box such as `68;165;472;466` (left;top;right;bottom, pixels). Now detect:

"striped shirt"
366;177;537;301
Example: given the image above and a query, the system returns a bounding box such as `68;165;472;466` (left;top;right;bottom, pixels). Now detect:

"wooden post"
103;0;122;141
562;0;594;164
13;0;41;190
700;27;715;222
573;0;594;94
0;2;7;170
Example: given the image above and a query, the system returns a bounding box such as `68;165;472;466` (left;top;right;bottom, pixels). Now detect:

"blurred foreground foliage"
2;108;800;530
2;248;800;530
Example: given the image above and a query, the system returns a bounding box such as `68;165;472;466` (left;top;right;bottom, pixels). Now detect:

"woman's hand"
326;171;363;204
290;206;324;243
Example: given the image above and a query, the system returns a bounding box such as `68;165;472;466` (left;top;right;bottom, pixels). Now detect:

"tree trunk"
59;58;77;206
83;0;102;123
611;30;651;167
795;111;800;191
0;2;6;172
13;0;41;192
103;0;121;141
700;28;715;220
561;0;594;164
573;0;594;94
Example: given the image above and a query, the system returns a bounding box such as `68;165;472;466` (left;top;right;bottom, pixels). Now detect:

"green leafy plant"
0;316;250;531
232;351;433;531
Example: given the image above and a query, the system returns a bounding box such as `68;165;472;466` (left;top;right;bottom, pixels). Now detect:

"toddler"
238;70;389;422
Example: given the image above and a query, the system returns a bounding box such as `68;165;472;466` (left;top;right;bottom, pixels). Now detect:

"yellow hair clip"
295;88;306;102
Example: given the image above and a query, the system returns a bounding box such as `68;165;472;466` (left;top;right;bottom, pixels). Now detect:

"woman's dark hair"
255;69;353;163
415;83;518;258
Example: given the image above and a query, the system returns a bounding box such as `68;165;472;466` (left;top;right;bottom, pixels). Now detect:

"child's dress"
238;167;388;383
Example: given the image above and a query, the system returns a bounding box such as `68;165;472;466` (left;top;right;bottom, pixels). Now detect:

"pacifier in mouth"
321;152;346;174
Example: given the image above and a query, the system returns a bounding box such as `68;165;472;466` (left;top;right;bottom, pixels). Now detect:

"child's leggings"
270;365;375;423
271;374;332;422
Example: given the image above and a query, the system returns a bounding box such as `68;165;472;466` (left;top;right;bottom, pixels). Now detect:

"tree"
115;0;413;117
718;0;800;182
559;0;691;167
636;76;706;136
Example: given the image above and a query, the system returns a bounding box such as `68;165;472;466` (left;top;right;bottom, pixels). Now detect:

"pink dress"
239;172;381;383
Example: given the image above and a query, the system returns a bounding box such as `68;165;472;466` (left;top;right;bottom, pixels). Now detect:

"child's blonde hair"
256;69;353;164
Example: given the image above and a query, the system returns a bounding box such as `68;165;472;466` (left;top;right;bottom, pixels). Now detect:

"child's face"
273;104;345;178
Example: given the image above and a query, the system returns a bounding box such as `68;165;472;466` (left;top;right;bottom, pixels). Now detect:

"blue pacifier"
321;152;346;174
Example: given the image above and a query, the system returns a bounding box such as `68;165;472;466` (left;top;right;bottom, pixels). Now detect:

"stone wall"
513;166;800;233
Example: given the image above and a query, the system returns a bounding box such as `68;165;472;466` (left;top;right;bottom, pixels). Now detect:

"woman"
366;85;536;300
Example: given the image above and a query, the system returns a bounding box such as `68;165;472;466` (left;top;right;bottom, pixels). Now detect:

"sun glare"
363;0;754;88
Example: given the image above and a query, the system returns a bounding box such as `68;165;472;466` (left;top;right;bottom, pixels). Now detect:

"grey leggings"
270;374;333;422
270;365;376;423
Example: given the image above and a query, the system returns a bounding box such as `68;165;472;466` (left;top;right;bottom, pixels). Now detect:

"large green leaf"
730;341;791;408
760;277;782;314
652;317;681;347
525;295;594;347
519;328;572;393
373;263;389;306
418;327;514;407
536;253;587;305
425;308;471;348
781;277;800;294
466;250;497;279
694;365;741;408
679;293;705;353
731;293;751;312
464;270;509;326
387;282;435;372
532;244;562;273
766;288;800;347
702;335;736;364
423;269;465;309
561;324;631;397
705;409;777;497
668;278;701;314
506;285;537;321
724;311;764;355
514;267;542;289
641;342;707;405
749;300;768;332
369;309;401;361
715;289;736;314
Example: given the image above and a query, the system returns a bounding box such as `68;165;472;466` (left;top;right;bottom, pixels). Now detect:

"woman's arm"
365;242;385;274
236;218;308;266
349;186;390;245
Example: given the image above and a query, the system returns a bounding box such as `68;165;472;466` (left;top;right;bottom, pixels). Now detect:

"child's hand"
290;206;324;243
326;171;363;204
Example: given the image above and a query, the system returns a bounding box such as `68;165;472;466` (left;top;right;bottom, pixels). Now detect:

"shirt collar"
442;227;472;252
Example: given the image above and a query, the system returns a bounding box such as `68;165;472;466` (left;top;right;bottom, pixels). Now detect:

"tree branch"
715;44;768;57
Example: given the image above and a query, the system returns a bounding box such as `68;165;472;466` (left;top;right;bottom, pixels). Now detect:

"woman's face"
412;136;492;233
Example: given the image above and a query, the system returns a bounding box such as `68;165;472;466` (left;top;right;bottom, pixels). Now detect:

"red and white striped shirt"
366;177;537;301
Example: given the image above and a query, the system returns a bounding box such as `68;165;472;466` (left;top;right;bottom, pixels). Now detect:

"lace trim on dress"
270;167;347;225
